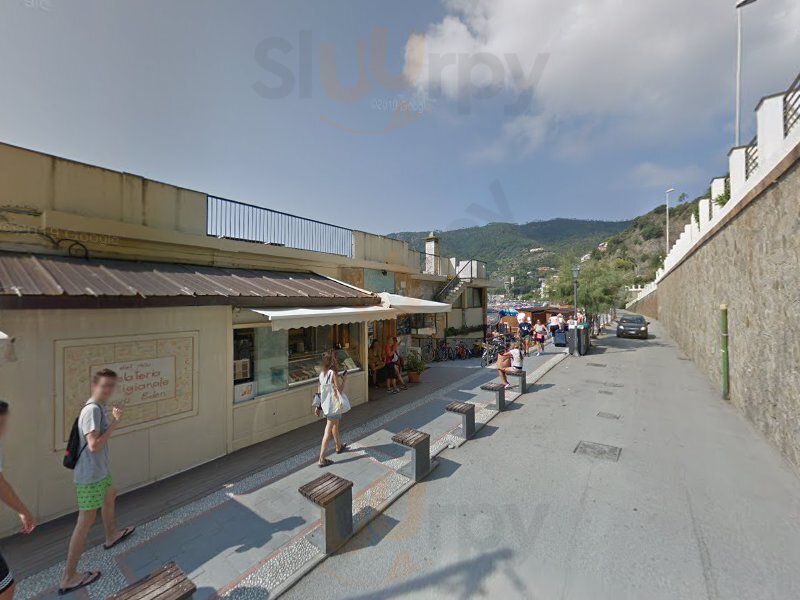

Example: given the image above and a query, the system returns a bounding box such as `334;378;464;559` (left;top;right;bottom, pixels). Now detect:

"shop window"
287;324;361;385
467;288;483;308
234;324;362;401
233;328;288;403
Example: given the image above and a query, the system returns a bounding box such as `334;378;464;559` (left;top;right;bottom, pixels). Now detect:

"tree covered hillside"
390;218;631;283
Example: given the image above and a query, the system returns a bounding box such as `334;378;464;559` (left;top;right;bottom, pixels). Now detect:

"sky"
1;0;798;234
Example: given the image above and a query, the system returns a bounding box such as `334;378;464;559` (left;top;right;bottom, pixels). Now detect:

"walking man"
0;401;36;599
60;369;135;595
518;316;533;356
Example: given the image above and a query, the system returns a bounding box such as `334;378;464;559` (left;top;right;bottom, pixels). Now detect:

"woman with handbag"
314;351;351;467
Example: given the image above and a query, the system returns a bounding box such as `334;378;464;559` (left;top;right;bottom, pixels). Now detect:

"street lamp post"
571;265;580;322
736;0;760;146
665;188;675;257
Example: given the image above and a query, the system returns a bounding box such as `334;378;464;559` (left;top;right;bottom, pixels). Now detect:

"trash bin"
576;324;591;355
554;330;567;347
567;329;577;355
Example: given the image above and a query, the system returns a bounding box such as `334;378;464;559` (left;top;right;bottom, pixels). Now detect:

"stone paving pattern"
13;350;558;599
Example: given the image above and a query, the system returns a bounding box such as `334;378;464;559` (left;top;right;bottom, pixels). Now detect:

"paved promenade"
287;320;800;599
10;349;561;599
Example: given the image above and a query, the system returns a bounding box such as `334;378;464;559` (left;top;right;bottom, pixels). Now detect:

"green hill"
390;218;631;288
391;199;702;296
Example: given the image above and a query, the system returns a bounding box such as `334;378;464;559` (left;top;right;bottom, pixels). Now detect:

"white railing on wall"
628;68;800;309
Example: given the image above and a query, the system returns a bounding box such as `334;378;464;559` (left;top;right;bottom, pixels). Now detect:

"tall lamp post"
664;187;675;257
736;0;760;146
571;265;580;322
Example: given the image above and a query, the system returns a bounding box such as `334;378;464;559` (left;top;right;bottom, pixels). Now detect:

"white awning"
379;292;451;314
248;305;398;331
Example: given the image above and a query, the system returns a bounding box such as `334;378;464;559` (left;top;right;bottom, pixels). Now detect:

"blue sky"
1;0;798;233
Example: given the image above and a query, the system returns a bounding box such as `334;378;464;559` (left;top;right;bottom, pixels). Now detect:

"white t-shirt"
508;348;524;368
549;316;559;327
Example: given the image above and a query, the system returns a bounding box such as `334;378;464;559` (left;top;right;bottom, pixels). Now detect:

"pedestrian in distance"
367;340;384;388
0;401;36;600
557;313;566;330
60;369;135;596
496;342;524;390
518;316;533;356
390;337;407;389
533;319;548;356
548;313;559;337
313;351;350;467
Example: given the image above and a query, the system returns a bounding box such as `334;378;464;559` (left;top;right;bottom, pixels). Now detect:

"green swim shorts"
76;474;113;511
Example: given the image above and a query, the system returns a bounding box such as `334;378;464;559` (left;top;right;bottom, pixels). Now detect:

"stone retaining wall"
629;157;800;469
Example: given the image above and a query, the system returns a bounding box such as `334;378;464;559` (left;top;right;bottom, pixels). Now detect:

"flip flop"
58;571;101;595
103;526;136;550
318;458;333;468
336;444;349;454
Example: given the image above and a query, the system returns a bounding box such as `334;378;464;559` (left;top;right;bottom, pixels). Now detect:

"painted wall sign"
56;332;198;442
91;356;176;405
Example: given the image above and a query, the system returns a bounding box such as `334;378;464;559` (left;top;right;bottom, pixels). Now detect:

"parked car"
616;314;649;339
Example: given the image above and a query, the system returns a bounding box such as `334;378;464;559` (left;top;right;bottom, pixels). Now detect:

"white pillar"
756;93;787;173
698;198;711;232
711;177;727;201
728;147;747;201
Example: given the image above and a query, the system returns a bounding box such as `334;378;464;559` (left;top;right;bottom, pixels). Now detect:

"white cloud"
405;0;800;161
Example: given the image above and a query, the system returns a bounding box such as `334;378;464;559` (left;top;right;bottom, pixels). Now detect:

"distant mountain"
390;218;631;284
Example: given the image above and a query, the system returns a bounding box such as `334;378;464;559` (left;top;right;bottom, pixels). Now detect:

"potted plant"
404;351;427;383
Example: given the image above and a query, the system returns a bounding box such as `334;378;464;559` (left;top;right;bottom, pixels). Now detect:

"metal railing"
785;71;800;137
435;259;488;302
744;136;759;180
207;196;353;257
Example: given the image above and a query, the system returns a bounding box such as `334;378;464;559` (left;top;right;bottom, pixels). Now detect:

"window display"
233;322;362;402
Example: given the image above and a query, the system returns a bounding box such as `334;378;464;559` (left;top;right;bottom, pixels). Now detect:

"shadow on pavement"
424;456;461;482
345;548;516;600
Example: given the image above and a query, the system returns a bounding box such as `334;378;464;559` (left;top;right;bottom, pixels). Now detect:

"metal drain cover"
598;390;613;395
586;362;607;368
597;411;620;420
574;440;622;461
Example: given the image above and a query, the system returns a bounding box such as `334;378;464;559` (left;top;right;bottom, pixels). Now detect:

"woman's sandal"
58;571;101;596
318;458;333;468
336;444;349;454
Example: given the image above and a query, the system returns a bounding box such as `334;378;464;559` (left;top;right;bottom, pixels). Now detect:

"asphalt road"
284;319;800;600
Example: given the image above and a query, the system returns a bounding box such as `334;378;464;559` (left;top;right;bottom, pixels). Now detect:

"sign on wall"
55;332;198;443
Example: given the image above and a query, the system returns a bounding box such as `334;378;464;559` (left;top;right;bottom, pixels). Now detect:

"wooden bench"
445;401;475;440
298;473;354;554
505;369;527;394
391;428;432;481
480;382;507;411
108;562;195;600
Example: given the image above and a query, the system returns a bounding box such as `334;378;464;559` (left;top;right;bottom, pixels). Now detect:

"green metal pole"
720;304;729;400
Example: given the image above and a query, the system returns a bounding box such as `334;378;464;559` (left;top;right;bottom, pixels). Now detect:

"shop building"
0;142;498;534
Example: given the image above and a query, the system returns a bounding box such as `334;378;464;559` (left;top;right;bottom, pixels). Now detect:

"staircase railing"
436;260;484;302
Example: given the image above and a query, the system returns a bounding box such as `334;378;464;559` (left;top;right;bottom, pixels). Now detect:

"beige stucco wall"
0;305;231;535
628;157;800;469
0;143;207;235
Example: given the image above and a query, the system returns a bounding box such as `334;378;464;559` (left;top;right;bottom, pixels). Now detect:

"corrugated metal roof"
0;252;374;308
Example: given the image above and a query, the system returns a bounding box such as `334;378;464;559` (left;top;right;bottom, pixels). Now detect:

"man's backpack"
63;402;96;470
